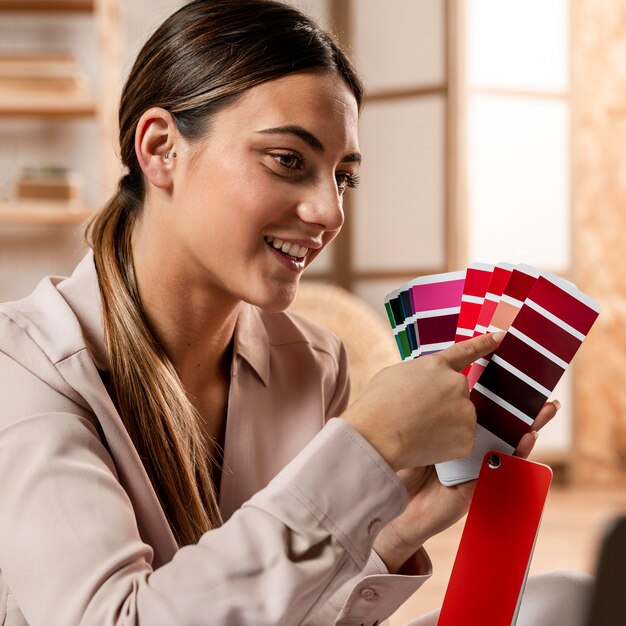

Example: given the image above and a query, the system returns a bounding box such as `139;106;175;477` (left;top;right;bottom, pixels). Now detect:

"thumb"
438;331;505;372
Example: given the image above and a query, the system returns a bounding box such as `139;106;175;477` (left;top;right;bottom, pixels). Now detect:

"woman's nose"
296;183;345;232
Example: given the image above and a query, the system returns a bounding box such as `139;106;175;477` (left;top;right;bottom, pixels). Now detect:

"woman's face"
170;70;360;312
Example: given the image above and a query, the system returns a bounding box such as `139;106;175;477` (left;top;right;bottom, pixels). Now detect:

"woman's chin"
250;283;299;313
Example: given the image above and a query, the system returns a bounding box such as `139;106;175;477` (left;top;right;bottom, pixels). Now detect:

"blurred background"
0;0;625;622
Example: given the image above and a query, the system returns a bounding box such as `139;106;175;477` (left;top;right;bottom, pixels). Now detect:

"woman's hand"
342;332;506;471
372;400;559;574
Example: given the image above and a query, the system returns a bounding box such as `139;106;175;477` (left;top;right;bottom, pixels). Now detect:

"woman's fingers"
438;331;505;372
515;431;538;459
514;400;560;459
345;334;554;472
534;399;560;431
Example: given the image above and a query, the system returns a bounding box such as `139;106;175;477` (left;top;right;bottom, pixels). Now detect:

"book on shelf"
14;166;83;204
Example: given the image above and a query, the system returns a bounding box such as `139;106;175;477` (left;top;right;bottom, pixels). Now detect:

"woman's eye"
335;173;360;193
271;152;303;170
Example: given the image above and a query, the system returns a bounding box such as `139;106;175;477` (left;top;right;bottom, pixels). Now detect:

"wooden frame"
445;0;466;271
96;0;122;198
0;101;97;117
0;203;92;225
0;1;94;12
327;0;353;290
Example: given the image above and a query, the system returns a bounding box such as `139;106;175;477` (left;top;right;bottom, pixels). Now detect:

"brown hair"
86;0;363;546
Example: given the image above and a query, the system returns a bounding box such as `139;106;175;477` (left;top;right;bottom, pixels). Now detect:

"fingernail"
532;430;539;440
552;399;561;411
491;331;506;343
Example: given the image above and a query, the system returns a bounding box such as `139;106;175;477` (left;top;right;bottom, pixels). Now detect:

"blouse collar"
58;249;270;387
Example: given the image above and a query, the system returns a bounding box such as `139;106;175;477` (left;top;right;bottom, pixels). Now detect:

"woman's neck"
131;215;241;393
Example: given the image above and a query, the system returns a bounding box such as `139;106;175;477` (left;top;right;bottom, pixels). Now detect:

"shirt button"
368;518;382;535
360;587;376;600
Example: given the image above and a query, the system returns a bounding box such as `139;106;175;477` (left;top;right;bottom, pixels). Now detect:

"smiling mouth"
264;236;309;261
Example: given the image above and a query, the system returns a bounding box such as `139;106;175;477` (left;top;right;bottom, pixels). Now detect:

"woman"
0;1;580;624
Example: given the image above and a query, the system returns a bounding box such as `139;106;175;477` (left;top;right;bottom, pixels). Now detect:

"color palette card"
466;264;539;389
455;262;494;343
472;262;515;337
384;264;600;486
487;264;541;333
455;262;494;376
442;272;600;485
384;271;466;360
409;270;466;355
384;286;420;360
473;272;599;445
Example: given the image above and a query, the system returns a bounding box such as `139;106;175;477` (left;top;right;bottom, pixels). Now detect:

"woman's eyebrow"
256;125;361;163
257;125;324;151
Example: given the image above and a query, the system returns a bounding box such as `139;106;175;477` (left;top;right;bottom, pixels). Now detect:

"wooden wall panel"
572;0;626;483
353;96;446;272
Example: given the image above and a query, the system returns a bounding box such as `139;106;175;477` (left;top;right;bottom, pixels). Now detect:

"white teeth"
287;244;308;258
265;236;309;259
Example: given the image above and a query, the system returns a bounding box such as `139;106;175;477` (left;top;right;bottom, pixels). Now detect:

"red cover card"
438;453;552;626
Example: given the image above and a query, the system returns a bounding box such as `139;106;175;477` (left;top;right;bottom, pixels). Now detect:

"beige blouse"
0;251;430;625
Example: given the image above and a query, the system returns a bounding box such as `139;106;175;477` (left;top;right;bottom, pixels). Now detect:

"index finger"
437;331;505;372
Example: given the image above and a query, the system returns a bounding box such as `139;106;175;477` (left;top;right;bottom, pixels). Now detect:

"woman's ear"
135;107;180;189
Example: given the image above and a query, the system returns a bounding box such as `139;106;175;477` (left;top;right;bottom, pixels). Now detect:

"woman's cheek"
322;226;342;247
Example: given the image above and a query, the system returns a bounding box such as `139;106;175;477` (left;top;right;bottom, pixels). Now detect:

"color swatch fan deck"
384;264;600;485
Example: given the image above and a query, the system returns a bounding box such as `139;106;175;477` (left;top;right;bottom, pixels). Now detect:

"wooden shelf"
0;0;120;231
0;1;94;13
0;201;94;225
0;97;97;118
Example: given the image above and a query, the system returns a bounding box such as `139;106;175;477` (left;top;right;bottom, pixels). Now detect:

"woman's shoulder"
0;277;98;431
0;258;99;411
0;276;71;357
0;275;83;365
0;252;101;369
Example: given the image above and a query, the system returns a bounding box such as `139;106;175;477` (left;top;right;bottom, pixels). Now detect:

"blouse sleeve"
324;337;352;420
0;351;409;626
319;338;433;626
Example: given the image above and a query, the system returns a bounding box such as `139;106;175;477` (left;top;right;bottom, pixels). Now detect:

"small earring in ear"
163;151;177;163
